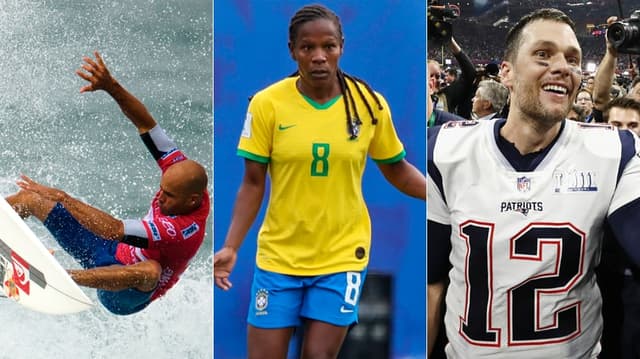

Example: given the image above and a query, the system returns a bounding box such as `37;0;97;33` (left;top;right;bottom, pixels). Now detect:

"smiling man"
428;8;640;358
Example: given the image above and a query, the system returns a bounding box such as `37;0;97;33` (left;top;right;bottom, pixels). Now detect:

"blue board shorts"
43;203;153;315
247;267;368;328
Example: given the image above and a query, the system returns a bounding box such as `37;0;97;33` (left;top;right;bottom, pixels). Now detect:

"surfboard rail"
0;196;93;314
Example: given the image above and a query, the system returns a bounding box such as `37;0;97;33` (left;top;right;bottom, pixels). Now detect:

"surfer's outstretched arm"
76;51;157;134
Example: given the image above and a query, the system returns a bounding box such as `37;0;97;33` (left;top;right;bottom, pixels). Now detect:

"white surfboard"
0;197;93;314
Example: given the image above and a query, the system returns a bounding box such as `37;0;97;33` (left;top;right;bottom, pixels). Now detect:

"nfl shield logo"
517;176;531;192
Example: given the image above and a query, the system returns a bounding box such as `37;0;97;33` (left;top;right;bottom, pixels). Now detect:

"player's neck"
501;112;562;155
295;78;341;105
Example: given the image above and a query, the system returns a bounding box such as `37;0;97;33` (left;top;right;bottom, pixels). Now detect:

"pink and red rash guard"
114;125;210;301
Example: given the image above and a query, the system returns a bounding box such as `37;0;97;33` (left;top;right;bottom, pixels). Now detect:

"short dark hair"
504;8;575;62
603;97;640;122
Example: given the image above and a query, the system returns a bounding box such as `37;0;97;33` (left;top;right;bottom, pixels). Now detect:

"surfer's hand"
213;246;237;291
16;175;67;203
76;51;117;93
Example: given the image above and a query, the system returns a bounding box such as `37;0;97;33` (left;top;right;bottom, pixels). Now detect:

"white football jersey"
428;119;640;358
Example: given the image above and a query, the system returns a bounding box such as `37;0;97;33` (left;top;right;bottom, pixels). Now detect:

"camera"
428;2;459;43
616;74;632;88
607;10;640;54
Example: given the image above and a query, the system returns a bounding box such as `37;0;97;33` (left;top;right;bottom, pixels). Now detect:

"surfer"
5;51;210;315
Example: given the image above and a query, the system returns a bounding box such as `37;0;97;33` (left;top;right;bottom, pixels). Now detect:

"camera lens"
608;21;640;49
607;23;627;46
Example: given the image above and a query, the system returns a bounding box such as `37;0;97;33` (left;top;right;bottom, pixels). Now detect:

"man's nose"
549;55;575;76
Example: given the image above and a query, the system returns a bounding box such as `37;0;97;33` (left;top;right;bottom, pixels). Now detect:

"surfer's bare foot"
5;190;56;222
5;192;33;219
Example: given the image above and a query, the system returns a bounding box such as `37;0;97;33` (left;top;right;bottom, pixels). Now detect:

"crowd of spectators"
429;1;639;71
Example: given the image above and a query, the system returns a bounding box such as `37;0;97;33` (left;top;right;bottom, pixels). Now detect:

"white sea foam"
0;255;213;359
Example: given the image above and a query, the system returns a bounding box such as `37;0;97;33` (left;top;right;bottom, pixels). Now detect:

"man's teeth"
542;85;568;94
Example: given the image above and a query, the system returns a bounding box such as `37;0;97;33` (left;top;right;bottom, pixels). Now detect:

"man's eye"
535;50;548;58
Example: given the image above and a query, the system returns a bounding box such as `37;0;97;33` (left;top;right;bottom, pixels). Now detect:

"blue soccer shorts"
247;267;367;328
43;202;153;315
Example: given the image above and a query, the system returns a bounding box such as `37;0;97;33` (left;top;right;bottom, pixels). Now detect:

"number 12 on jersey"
459;220;585;347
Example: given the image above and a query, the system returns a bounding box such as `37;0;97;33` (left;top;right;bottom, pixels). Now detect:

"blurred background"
428;0;640;85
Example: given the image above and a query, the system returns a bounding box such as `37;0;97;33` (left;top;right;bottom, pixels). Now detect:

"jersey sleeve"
427;126;450;225
368;92;406;163
141;125;187;172
124;215;201;249
427;125;453;283
123;219;148;238
428;219;452;283
427;174;450;225
608;131;640;266
237;92;274;164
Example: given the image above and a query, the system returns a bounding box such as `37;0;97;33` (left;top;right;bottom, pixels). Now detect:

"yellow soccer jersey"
238;76;405;275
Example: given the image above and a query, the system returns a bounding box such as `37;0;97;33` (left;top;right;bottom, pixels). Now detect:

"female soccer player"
214;4;425;358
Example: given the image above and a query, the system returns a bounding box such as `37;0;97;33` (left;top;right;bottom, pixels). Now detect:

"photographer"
593;15;640;119
592;16;620;121
428;36;477;119
428;3;476;119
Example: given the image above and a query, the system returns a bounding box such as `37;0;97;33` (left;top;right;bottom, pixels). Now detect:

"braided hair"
289;4;383;139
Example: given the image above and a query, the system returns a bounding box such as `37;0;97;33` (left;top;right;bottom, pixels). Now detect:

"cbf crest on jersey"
517;176;531;192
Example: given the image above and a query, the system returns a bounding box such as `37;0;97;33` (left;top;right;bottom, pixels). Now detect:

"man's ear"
482;98;492;112
189;193;201;207
500;61;513;90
